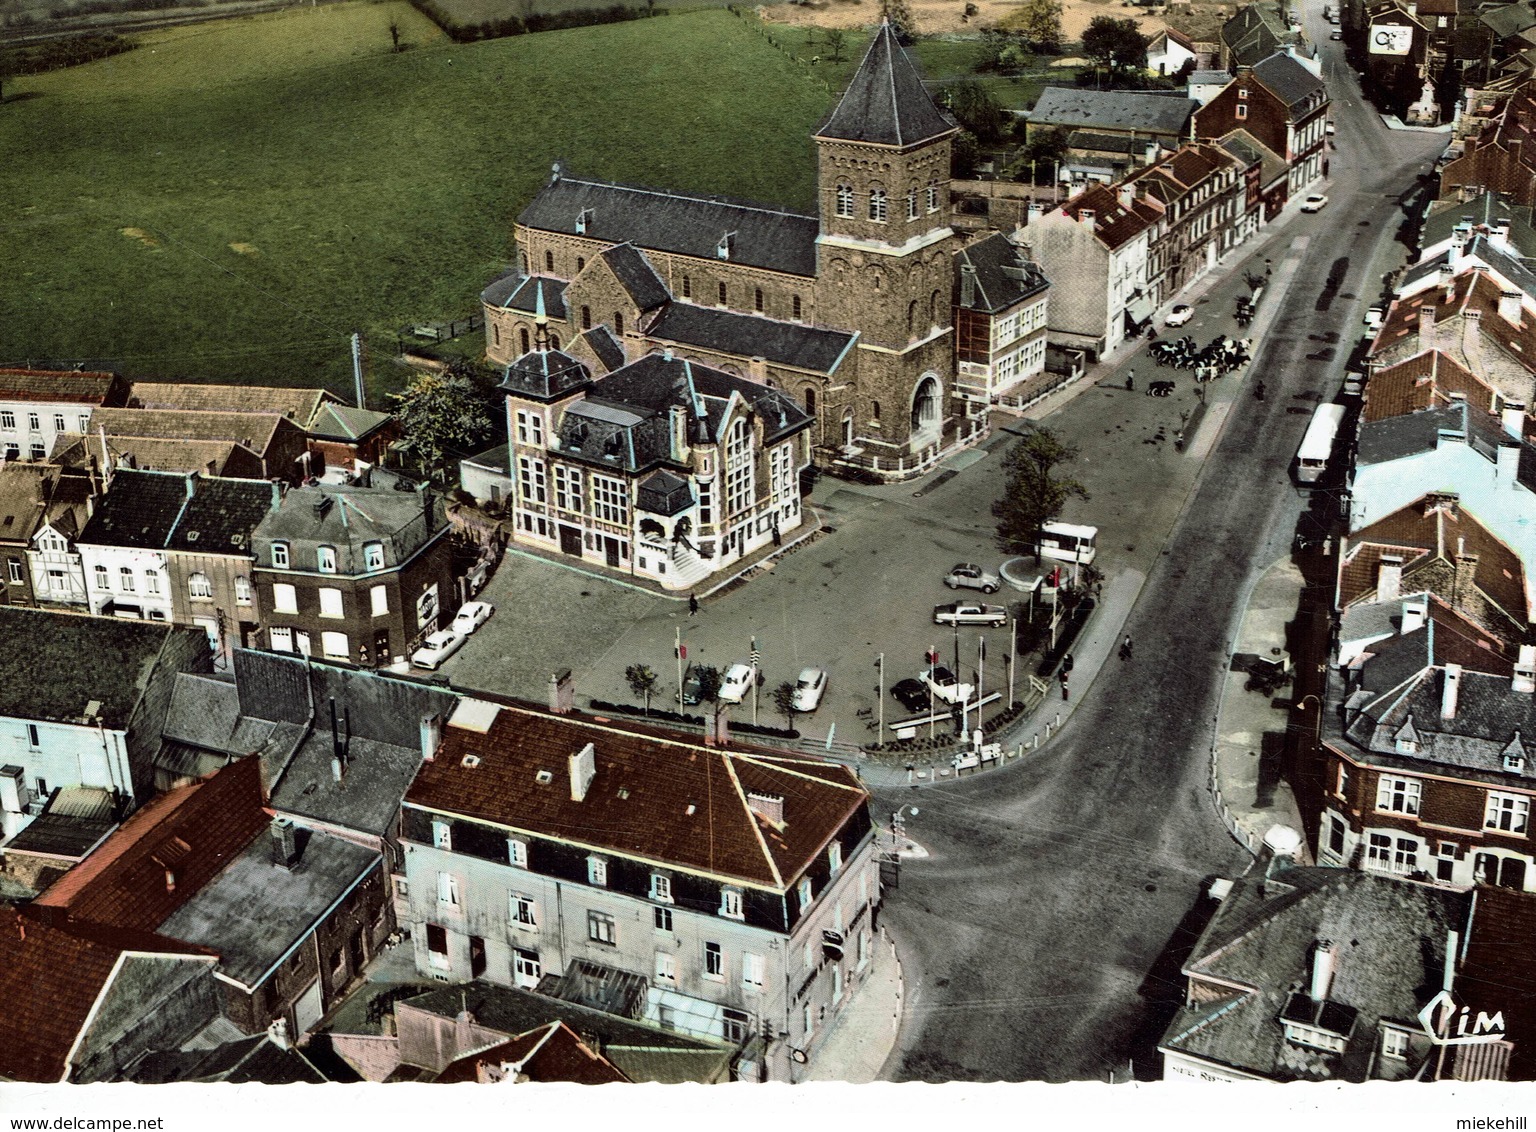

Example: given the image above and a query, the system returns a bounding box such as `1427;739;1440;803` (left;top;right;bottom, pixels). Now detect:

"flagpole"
675;625;683;705
877;652;885;745
1008;616;1017;709
751;635;759;727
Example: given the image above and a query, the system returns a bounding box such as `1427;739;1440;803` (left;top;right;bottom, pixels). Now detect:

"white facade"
0;715;132;843
28;521;87;607
76;542;174;622
0;403;95;464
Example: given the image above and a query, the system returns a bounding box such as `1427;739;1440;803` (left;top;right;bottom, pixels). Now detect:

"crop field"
0;3;833;396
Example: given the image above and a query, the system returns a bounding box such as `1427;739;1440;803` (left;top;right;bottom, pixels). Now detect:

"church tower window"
718;281;728;306
544;250;554;272
754;288;764;313
520;328;530;354
682;275;692;299
869;189;887;223
836;184;854;218
792;295;803;321
927;183;939;213
907;190;918;220
581;306;591;330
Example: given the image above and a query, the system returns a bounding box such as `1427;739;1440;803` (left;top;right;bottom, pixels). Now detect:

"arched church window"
520;327;530;354
869;189;887;223
836;184;854;218
804;388;817;415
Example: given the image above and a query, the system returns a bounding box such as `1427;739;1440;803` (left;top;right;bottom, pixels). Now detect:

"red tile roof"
434;1021;629;1084
1371;272;1536;371
34;757;269;932
1058;183;1165;252
1362;351;1499;421
405;704;868;890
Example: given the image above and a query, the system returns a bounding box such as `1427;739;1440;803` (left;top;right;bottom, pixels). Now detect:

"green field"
0;3;837;396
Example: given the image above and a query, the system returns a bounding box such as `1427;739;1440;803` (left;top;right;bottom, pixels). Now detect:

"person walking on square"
1120;635;1133;661
689;593;699;616
1062;652;1074;676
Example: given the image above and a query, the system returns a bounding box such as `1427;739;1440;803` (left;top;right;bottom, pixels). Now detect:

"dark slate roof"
1355;403;1479;466
1222;0;1301;67
954;234;1050;315
2;809;115;860
166;476;273;555
1028;87;1199;136
1422;192;1536;259
482;273;568;319
814;22;957;147
0;608;205;729
252;475;445;574
646;303;856;374
1482;1;1536;39
1065;129;1149;155
600;243;671;311
309;403;393;442
463;443;510;474
128;1035;329;1084
637;469;693;516
77;468;190;550
499;346;593;402
577;326;626;374
518;174;819;278
1253;50;1326;110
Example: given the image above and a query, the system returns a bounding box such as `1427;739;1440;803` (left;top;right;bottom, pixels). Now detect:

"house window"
317;546;337;574
682;275;692;299
320;631;349;660
829;841;843;875
803;1003;814;1037
93;564;108;589
517;456;548;505
717;282;727;306
723;1008;750;1044
77;415;89;432
507;837;529;867
318;587;343;618
27;724;40;749
118;567;134;592
0;412;13;431
581;305;592;330
588;856;608;886
1376;776;1421;816
720;887;744;920
649;907;673;934
1437;842;1459;882
5;559;19;585
704;941;724;980
655;951;677;982
363;542;385;571
269;626;293;652
1382;1028;1409;1060
514;948;541;988
272;583;297;614
554;465;584;513
426;923;449;970
591;475;628;525
271;542;289;568
836;184;854;218
725;418;753;517
869;188;887;222
436;871;461;909
515;410;544;447
798;877;813;912
1485;792;1530;834
510;894;537;929
53;414;64;432
650;873;673;903
26;414;38;432
432;820;452;850
1236;103;1248;120
234;576;251;605
1336;763;1349;798
1327;815;1346;858
742;952;765;988
588;910;616;945
792;294;802;320
370;585;387;616
1367;833;1419;874
188;572;212;599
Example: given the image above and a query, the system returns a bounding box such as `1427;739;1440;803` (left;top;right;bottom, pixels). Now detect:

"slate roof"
167;476;274;555
1065;129;1149;155
954;233;1049;315
308;403;394;442
519;175;819;278
1162;867;1470;1081
1216;128;1288;187
0;463;56;547
1458;886;1536;1080
2;788;116;861
1422;192;1536;259
76;468;187;550
498;344;593;402
1482;1;1536;40
127;1034;329;1083
1362;351;1497;422
1253;50;1327;111
462;443;510;475
0;904;211;1082
646;303;856;374
599;243;671;312
76;468;272;557
405;701;869;891
0;607;206;729
1028;87;1199;136
0;368;129;406
576;325;626;374
1222;1;1301;68
1354;402;1504;467
252;476;445;574
434;1021;630;1084
1372;252;1536;368
1339;597;1516;675
1188;68;1234;87
89;407;286;455
50;433;253;478
129;382;334;427
482;273;569;320
814;21;957;148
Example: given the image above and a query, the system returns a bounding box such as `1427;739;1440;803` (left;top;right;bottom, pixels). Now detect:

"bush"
2;32;136;75
407;0;665;43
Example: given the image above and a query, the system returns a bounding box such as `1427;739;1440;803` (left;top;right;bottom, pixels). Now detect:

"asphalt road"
875;59;1449;1082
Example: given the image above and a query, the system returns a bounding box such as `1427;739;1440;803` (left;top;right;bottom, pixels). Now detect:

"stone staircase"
668;544;714;588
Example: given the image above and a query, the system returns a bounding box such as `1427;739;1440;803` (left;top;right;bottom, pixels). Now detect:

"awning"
1126;292;1156;325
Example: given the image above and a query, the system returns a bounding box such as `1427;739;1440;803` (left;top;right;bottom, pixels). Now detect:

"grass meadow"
0;3;835;396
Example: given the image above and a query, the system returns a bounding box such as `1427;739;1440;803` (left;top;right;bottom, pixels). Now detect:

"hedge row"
586;698;799;740
405;0;664;44
2;32;137;75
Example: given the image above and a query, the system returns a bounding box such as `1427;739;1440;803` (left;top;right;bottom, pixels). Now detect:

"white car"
933;601;1008;627
451;600;494;636
1165;303;1194;327
718;662;759;704
943;563;1000;594
411;630;465;670
1301;193;1329;213
919;665;974;705
790;667;828;712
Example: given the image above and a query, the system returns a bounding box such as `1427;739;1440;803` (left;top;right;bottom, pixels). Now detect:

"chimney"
0;766;23;814
1079;208;1096;234
268;1019;292;1052
669;405;689;462
270;480;284;512
1442;662;1463;721
569;741;596;802
548;668;574;715
1378;554;1404;601
419;713;443;761
1418;306;1437;352
455;1005;476;1055
1502;401;1526;439
1454;549;1480;605
1463;308;1483;362
1118;182;1135;209
1309;939;1337;1003
1402;599;1428;634
1500;290;1524;325
747;791;785;826
1498;441;1522;480
960;263;977;308
1027;200;1044;222
1514;645;1536;693
271;817;300;869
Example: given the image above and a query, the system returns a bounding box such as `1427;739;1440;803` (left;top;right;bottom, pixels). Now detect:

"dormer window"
717;232;735;260
507;837;528;867
828;841;843;876
363;541;385;572
588;855;608;887
720;886;744;920
576;207;593;234
797;876;813;913
272;541;289;569
432;820;452;850
650;873;673;903
317;545;337;574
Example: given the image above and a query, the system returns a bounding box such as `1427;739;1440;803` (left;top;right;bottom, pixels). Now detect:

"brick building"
1194;50;1329;201
0;368;130;463
1126;141;1248;301
1440;80;1536;207
952;234;1051;407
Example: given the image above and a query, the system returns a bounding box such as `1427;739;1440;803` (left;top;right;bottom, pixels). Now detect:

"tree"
880;0;917;42
770;681;800;730
824;27;848;63
1014;0;1063;53
388;20;401;51
1017;125;1068;182
625;664;659;714
1082;16;1148;83
694;664;722;704
992;427;1089;560
941;79;1008;145
951;130;982;180
388;370;494;483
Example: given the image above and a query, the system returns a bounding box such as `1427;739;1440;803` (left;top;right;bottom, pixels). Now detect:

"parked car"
718;662;759;704
790;666;828;712
678;665;704;706
1329;28;1341;39
933;601;1008;627
451;600;494;636
919;665;974;705
891;678;932;714
1165;303;1194;327
411;630;465;670
1301;193;1329;213
1363;306;1385;332
943;563;1000;594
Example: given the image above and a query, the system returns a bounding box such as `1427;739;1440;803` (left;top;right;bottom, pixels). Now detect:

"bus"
1295;403;1346;484
1036;522;1098;566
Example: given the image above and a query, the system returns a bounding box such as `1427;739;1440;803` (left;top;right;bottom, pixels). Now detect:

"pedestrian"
1120;635;1133;661
1126;370;1135;392
688;592;699;616
1062;652;1074;675
1061;678;1070;701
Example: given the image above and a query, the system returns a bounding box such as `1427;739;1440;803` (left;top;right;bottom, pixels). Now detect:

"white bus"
1295;403;1346;484
1036;521;1098;566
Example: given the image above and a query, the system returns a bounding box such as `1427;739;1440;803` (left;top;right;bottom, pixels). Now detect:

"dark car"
891;678;932;714
677;666;704;705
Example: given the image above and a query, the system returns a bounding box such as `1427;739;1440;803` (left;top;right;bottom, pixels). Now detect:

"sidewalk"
803;925;904;1082
1209;557;1308;855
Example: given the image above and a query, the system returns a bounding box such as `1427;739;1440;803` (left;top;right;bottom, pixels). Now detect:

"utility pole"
675;625;684;709
876;652;885;745
351;332;366;410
